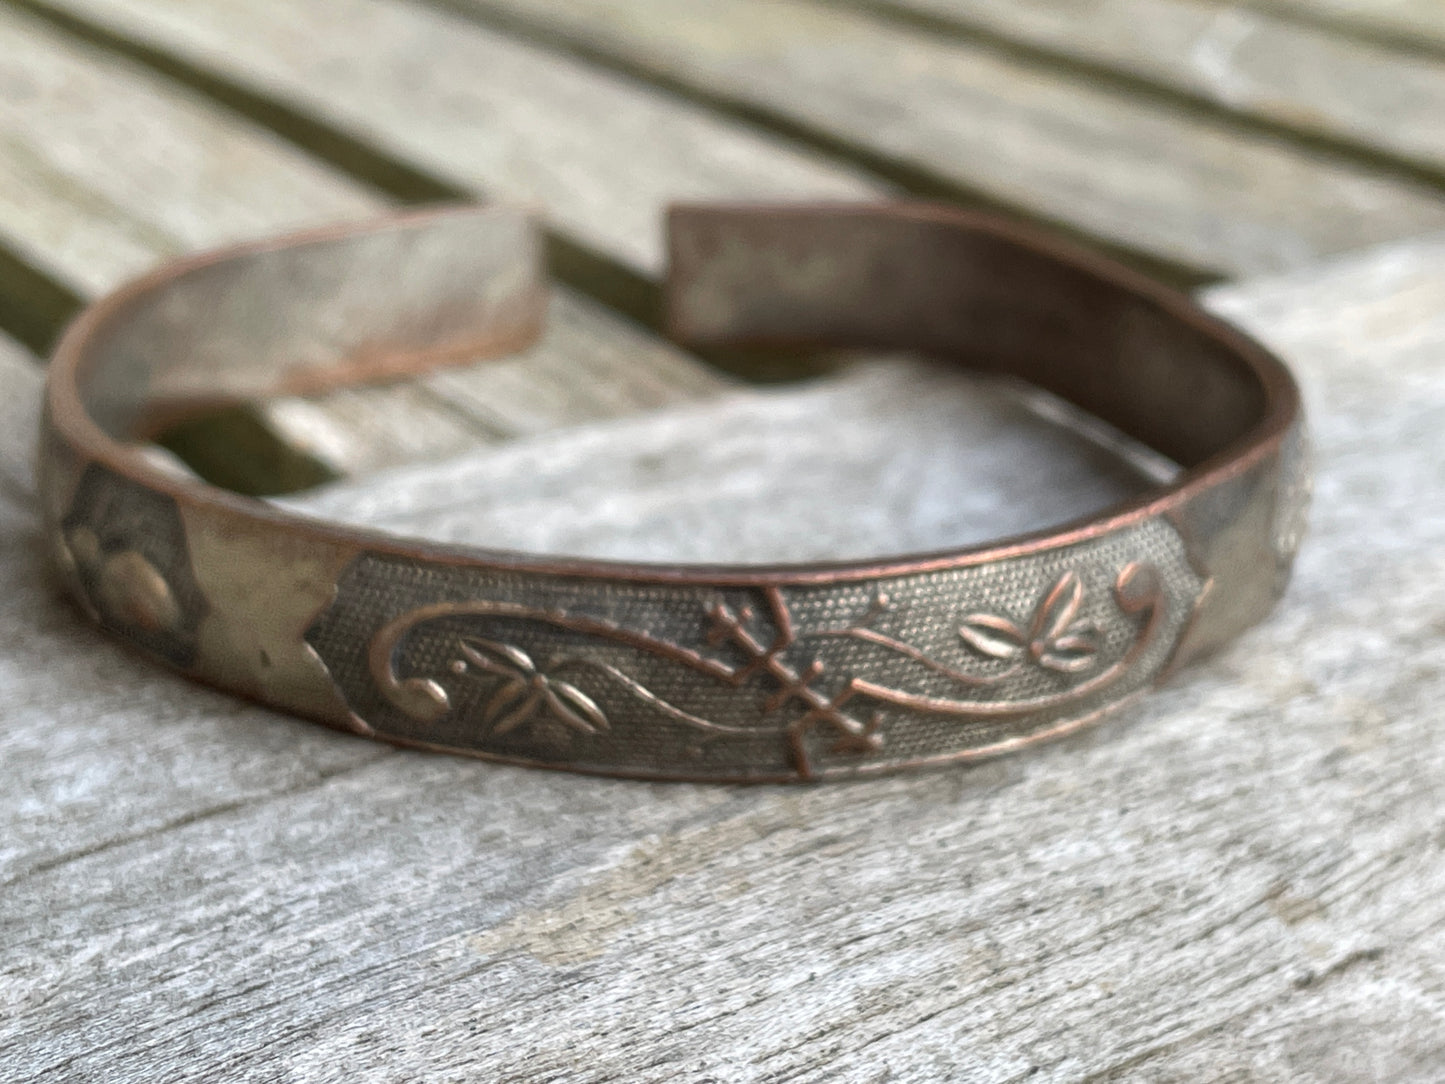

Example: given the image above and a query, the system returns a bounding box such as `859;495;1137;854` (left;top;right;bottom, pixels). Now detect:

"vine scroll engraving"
305;520;1205;779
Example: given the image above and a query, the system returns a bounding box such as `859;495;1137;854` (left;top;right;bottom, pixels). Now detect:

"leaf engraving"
544;681;609;733
457;637;610;737
958;614;1027;660
366;560;1167;779
961;571;1102;675
1033;570;1084;644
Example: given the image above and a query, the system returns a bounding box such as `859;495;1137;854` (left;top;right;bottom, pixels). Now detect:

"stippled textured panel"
307;517;1206;780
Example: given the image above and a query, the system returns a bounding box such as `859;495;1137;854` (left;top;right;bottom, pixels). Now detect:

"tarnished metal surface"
38;203;1306;781
55;462;209;668
305;520;1202;780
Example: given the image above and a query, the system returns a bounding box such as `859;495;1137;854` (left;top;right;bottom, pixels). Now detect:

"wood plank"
1251;0;1445;54
0;6;470;477
0;364;394;888
384;0;1445;277
27;0;886;279
280;360;1173;561
0;332;41;508
847;0;1445;176
2;233;1444;1078
0;7;735;478
0;12;372;294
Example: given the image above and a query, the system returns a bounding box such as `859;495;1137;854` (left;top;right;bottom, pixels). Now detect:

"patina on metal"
38;204;1308;781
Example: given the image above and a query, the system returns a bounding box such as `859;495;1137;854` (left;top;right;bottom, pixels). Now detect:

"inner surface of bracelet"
69;202;1273;481
73;206;548;443
665;205;1268;470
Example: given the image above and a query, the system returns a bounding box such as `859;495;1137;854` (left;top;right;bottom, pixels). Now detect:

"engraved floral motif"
450;637;609;737
361;563;1168;779
958;571;1101;674
62;526;183;636
58;462;209;668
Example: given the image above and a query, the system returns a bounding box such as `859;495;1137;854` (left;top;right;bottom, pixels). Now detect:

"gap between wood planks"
0;0;660;335
12;0;1445;311
2;0;1222;292
821;0;1445;192
0;0;1177;494
6;0;1445;497
0;3;665;493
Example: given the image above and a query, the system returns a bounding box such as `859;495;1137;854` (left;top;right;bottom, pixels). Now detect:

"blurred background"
3;0;1444;496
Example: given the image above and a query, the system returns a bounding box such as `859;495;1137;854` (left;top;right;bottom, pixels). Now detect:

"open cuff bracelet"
39;203;1309;782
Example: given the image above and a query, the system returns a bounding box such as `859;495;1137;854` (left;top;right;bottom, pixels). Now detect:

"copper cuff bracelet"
39;203;1309;782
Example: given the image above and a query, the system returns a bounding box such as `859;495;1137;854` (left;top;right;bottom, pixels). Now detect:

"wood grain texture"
33;0;1445;279
0;7;733;476
2;235;1443;1080
281;360;1173;563
1252;0;1445;52
849;0;1445;174
0;9;373;295
415;0;1445;278
33;0;886;278
0;332;41;507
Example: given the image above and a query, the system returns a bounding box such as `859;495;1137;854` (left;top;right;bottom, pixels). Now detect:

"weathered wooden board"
0;7;461;477
0;332;41;507
0;7;734;477
29;0;885;279
283;360;1173;562
0;10;369;294
1253;0;1445;53
2;232;1443;1079
408;0;1445;277
849;0;1445;175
